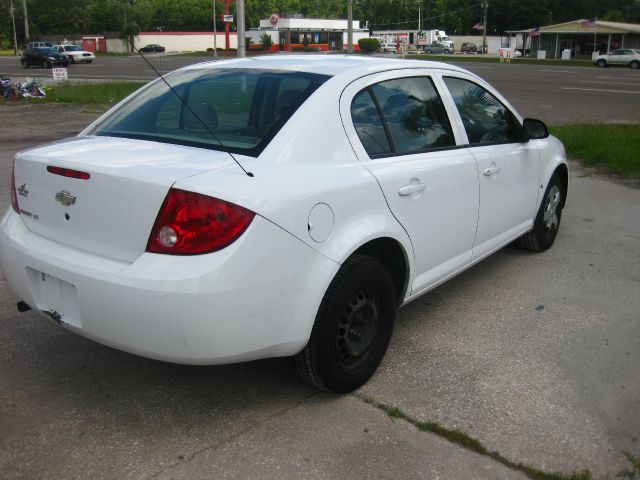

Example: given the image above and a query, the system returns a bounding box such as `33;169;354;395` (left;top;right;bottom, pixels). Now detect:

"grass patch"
40;81;146;104
617;452;640;479
357;394;592;480
404;54;594;68
95;51;130;57
0;49;20;56
551;124;640;178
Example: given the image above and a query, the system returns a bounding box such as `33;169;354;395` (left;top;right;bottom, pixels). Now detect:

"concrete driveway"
0;103;638;479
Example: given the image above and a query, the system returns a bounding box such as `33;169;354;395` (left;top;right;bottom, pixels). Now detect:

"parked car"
380;42;397;53
140;44;166;53
593;49;640;69
460;42;477;53
422;42;452;54
54;45;95;63
2;56;567;393
26;41;56;49
20;47;69;68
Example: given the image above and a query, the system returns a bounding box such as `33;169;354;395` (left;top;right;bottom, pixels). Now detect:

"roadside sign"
52;68;68;81
222;14;234;22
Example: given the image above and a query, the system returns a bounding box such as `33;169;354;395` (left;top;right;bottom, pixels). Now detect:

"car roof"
182;55;470;80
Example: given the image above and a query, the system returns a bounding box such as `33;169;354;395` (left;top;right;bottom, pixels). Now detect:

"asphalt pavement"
0;59;639;479
0;52;639;125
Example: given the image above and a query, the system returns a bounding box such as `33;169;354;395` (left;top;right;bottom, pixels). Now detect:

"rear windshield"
90;68;330;156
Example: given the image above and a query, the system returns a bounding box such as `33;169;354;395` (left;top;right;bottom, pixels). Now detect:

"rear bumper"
0;210;339;365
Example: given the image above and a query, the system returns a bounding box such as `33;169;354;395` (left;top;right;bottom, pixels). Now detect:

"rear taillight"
11;159;19;213
47;166;91;180
146;188;255;255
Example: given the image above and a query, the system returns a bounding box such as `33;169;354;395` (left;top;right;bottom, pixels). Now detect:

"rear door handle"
398;183;425;196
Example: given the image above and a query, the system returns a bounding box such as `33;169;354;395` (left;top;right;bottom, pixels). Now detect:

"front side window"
350;76;455;157
443;77;522;145
90;68;330;156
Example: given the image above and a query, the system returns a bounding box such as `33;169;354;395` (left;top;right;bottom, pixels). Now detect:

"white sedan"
54;44;95;63
1;56;567;392
594;49;640;69
380;42;397;53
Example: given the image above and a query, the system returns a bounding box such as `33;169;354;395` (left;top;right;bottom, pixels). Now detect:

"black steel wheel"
295;255;396;393
597;59;607;68
519;173;564;252
630;60;639;70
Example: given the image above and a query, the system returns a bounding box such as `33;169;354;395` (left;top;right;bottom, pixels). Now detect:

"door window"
443;77;523;145
350;76;455;157
350;89;391;156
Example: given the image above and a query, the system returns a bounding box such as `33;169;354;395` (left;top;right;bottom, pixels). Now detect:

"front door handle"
483;165;501;176
398;182;425;196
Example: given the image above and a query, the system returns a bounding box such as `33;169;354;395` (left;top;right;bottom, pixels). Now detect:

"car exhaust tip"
17;301;31;313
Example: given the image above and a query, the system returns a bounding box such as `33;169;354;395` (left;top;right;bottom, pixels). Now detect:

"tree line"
2;0;639;47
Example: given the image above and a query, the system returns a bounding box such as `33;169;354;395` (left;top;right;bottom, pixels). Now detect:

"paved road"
1;100;639;479
1;53;639;125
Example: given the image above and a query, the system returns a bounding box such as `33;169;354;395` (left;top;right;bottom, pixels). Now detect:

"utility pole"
22;0;29;41
212;0;217;57
236;0;245;57
482;0;488;54
9;0;19;55
347;0;353;54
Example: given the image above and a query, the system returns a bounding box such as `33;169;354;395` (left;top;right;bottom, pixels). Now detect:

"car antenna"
128;40;254;178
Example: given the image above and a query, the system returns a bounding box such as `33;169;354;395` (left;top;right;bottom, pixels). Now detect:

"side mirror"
522;118;549;140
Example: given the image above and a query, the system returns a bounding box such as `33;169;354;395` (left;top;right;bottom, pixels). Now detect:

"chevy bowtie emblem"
55;190;76;206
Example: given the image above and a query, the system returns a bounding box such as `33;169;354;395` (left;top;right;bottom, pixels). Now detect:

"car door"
340;70;479;294
608;50;623;64
440;74;541;260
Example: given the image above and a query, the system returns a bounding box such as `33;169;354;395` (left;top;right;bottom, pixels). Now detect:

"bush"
358;38;380;53
260;32;273;49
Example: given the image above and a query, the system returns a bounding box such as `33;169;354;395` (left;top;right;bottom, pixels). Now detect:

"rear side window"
350;76;455;158
443;77;522;145
91;68;330;157
351;89;391;156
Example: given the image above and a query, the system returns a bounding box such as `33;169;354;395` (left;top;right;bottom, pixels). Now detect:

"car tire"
445;49;450;54
87;60;93;63
22;59;28;68
295;255;396;393
519;173;564;252
42;60;50;69
597;59;607;68
630;60;639;69
426;49;432;54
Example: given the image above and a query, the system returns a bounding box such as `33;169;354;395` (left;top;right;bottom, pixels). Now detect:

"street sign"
52;68;68;81
222;14;234;22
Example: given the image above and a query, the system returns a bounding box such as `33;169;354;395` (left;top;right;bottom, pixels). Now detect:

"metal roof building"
505;19;640;59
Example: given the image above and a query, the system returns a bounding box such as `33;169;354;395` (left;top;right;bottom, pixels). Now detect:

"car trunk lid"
13;136;233;262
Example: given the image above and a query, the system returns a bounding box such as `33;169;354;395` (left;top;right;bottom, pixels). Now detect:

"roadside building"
505;19;640;59
247;15;369;51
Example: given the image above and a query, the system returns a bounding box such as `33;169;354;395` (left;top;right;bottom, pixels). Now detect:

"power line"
371;3;482;28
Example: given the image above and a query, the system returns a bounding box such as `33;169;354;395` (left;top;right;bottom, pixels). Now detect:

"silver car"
594;49;640;69
422;43;452;54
